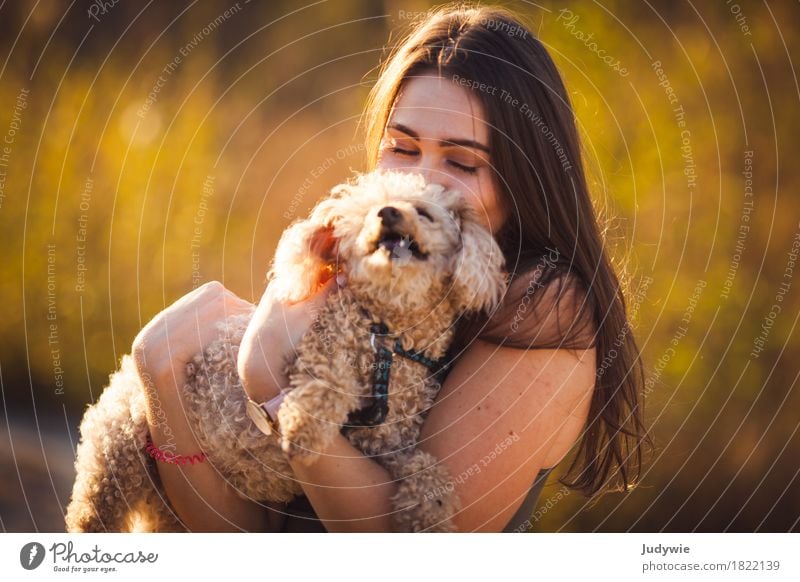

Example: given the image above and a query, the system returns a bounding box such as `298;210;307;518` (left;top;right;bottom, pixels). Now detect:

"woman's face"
376;73;509;235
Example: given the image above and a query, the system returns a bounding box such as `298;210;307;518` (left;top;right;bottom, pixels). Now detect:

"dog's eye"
415;207;434;221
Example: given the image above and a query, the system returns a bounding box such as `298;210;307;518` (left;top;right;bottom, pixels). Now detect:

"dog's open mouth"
375;228;428;260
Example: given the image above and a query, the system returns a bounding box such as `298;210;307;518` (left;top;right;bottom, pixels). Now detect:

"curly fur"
66;169;507;532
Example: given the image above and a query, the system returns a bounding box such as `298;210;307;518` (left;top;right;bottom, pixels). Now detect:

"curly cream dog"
65;169;507;533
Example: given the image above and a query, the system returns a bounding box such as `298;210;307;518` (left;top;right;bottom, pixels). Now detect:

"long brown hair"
359;2;651;499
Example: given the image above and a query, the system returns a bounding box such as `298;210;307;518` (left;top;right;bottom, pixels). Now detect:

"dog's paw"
277;395;327;464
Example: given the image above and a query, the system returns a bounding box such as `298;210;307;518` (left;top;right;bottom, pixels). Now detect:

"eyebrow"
387;122;490;154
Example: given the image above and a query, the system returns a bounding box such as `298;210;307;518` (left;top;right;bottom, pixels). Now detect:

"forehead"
388;74;490;146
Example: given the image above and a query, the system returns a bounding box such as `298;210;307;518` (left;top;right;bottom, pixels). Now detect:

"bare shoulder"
476;265;597;350
418;338;596;531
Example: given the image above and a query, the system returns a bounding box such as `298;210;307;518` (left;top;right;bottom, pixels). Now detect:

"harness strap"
344;317;450;428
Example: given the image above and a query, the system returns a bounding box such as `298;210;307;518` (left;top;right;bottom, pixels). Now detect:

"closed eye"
415;206;434;221
448;160;477;174
389;147;478;175
390;147;416;156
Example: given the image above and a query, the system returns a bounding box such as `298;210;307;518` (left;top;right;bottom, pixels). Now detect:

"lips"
375;228;428;260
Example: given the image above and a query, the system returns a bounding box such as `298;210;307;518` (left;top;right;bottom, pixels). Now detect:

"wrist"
239;328;287;402
139;361;185;414
263;390;287;424
245;389;286;438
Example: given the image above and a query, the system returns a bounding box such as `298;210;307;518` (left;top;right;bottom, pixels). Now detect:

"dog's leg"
381;449;462;533
66;355;161;532
184;320;304;505
136;487;186;532
276;295;376;463
277;371;363;462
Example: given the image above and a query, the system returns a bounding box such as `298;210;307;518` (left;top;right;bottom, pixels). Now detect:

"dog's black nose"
378;206;403;226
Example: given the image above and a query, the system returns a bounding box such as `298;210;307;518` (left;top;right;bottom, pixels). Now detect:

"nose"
378;206;403;227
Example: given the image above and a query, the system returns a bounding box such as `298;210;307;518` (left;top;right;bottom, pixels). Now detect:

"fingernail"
336;272;347;288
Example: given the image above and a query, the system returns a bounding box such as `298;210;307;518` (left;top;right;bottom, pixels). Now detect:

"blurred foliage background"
1;0;797;532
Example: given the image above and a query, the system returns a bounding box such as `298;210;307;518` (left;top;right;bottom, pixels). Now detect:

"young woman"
132;3;650;532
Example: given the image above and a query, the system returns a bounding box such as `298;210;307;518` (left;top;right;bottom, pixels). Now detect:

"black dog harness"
344;310;450;429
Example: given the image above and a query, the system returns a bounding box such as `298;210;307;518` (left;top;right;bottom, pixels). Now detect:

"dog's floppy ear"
447;198;507;314
266;192;345;303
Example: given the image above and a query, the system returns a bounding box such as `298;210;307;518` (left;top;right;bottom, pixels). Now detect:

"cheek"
462;176;496;210
461;178;504;232
375;148;406;170
479;177;505;215
376;157;407;172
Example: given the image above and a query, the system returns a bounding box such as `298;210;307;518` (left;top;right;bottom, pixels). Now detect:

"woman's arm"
133;281;282;532
238;274;403;531
238;274;344;403
262;339;596;532
238;270;596;531
142;365;279;532
287;433;398;532
414;341;595;532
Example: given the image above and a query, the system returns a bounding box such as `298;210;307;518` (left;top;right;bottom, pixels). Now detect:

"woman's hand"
238;270;347;403
132;281;253;395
